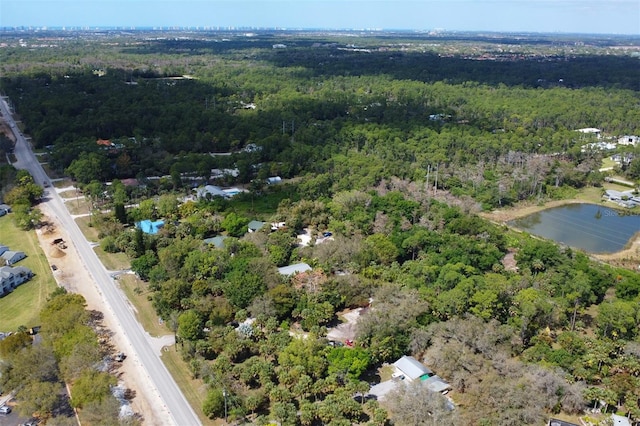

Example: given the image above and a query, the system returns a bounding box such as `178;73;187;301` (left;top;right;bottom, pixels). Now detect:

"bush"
100;235;119;253
202;388;225;419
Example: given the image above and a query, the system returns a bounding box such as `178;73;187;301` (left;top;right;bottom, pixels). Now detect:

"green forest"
1;29;640;425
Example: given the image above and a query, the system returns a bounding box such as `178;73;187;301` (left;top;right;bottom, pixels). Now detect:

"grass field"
229;184;300;216
52;178;74;189
94;246;130;271
116;274;166;337
600;157;617;170
161;346;217;426
75;216;100;243
63;198;92;216
0;216;58;330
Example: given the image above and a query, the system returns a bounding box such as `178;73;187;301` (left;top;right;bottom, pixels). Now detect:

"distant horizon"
0;26;639;39
1;1;639;36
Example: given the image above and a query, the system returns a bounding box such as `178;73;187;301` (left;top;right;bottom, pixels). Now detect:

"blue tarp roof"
136;220;164;235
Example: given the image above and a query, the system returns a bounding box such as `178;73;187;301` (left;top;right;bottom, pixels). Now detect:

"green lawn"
75;216;100;243
52;178;74;189
63;198;92;216
229;184;300;216
116;274;167;337
600;157;617;170
161;346;218;426
0;216;58;330
93;246;130;271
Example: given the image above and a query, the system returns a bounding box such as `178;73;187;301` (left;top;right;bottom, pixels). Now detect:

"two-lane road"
0;96;201;426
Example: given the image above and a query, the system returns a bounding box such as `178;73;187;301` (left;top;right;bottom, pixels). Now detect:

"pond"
509;203;640;254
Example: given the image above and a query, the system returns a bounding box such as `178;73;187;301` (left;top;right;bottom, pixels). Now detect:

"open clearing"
0;214;58;330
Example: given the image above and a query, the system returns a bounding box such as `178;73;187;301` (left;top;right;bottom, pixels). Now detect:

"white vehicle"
0;405;11;414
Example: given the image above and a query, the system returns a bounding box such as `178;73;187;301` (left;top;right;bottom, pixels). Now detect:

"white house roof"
422;375;452;393
278;263;312;276
1;250;25;264
605;189;634;198
195;185;228;199
612;414;631;426
393;356;433;380
577;128;601;133
618;135;639;145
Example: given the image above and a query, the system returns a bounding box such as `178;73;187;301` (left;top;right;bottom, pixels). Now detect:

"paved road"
0;97;202;426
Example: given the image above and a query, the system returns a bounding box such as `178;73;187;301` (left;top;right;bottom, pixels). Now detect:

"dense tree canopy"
2;29;640;425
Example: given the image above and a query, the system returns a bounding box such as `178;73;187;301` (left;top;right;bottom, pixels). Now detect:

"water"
509;203;640;254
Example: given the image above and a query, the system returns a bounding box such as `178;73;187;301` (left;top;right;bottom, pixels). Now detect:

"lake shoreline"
481;198;640;268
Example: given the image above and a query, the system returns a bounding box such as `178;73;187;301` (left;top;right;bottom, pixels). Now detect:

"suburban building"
0;245;8;256
247;220;266;233
617;135;639;146
369;355;452;401
603;189;640;208
1;250;26;265
195;185;229;199
576;128;602;138
210;168;240;179
548;419;579;426
611;153;635;166
0;265;33;297
203;235;228;249
581;141;617;152
278;263;312;276
392;355;452;393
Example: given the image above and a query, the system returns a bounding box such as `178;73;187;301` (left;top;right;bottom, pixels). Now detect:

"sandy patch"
35;201;163;425
326;308;364;342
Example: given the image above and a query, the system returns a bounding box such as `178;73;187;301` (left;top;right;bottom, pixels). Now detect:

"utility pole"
223;388;228;424
425;164;431;194
434;164;439;196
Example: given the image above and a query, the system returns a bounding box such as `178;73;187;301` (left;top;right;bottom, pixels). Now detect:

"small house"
576;128;601;138
0;245;8;256
204;235;228;249
195;185;229;200
1;250;26;265
548;419;579;426
247;220;266;233
278;263;312;276
617;135;639;146
392;355;451;393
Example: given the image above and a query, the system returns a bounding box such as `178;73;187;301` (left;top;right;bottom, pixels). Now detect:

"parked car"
0;405;12;414
51;264;57;271
328;340;344;347
23;418;40;426
114;352;126;362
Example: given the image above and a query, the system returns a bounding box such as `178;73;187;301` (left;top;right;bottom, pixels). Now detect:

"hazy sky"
1;0;639;35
